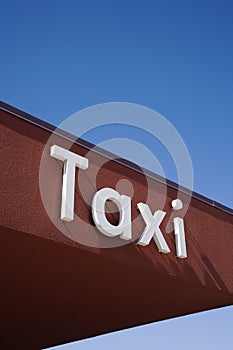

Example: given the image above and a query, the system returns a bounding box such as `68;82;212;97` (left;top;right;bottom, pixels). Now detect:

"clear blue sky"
1;1;232;349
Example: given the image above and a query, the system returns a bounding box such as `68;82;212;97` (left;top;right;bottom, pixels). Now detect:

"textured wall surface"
1;104;233;349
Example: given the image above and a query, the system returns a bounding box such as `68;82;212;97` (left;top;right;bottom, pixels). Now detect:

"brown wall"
0;104;232;349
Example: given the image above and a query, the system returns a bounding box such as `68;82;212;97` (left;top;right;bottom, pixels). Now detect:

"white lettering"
137;203;170;253
50;145;88;221
172;199;187;258
92;188;132;240
49;147;188;259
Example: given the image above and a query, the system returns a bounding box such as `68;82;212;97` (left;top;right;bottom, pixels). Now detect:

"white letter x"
137;203;170;254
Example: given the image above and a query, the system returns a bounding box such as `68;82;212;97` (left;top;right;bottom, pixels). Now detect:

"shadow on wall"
135;223;229;294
